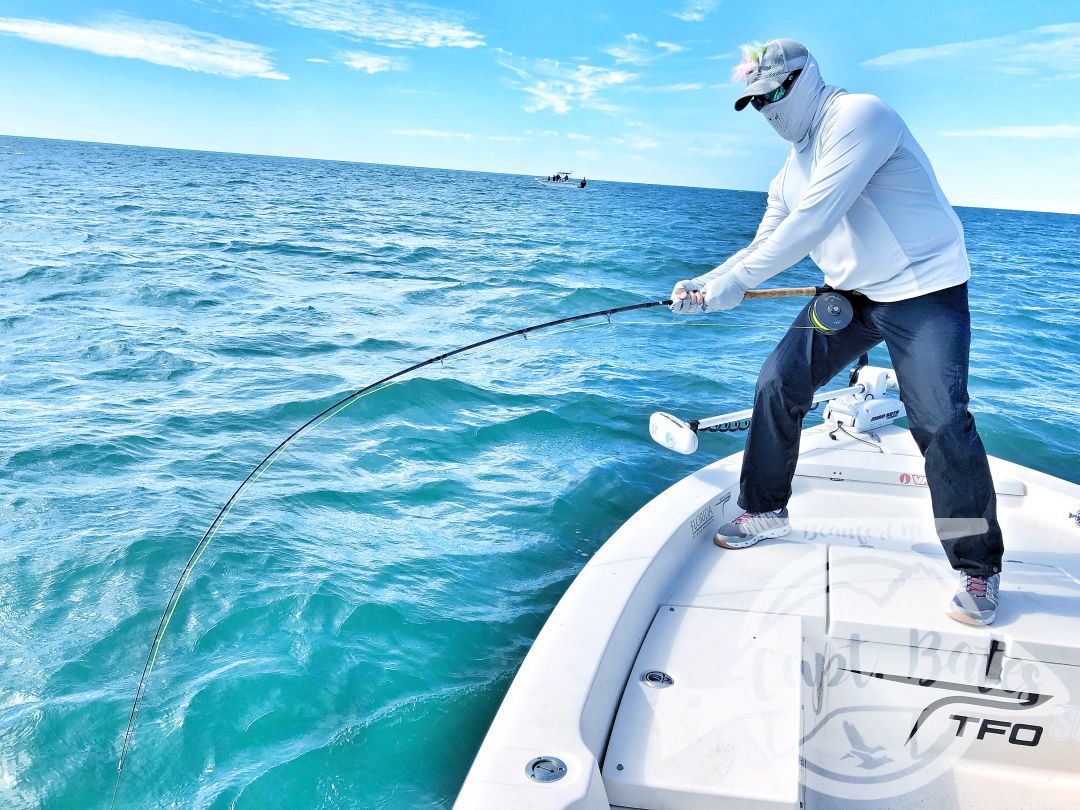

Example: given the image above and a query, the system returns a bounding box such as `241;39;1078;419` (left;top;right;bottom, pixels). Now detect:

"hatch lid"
602;605;802;810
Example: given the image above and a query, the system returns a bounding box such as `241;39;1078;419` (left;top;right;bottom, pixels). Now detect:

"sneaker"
946;573;1000;626
714;508;791;549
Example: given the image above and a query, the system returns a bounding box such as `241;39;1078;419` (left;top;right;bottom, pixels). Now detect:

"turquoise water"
1;135;1077;808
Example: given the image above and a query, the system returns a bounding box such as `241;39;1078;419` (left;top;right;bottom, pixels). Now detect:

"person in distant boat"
580;178;587;188
669;39;1004;626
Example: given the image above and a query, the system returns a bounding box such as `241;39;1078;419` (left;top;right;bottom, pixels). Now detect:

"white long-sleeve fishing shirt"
696;92;970;302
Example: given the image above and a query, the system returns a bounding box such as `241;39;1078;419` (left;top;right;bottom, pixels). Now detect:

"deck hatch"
602;605;802;809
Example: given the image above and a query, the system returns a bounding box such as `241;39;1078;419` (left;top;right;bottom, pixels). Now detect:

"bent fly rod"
111;284;843;802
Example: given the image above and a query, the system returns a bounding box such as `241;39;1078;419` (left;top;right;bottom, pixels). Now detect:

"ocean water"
1;135;1077;809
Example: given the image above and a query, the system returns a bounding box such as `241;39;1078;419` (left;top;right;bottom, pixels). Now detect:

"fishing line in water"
113;297;662;802
111;291;832;803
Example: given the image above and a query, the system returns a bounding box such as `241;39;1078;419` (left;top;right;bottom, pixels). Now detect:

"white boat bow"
456;366;1080;809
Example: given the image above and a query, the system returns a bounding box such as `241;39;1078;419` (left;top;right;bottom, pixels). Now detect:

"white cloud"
615;130;746;159
0;15;287;79
343;50;403;73
487;134;526;142
862;36;1003;67
686;141;738;157
613;135;660;149
244;0;484;49
861;23;1080;79
604;33;686;65
306;57;329;63
656;41;686;54
671;1;719;23
499;55;638;114
941;124;1080;139
389;128;473;139
566;132;593;141
639;82;706;92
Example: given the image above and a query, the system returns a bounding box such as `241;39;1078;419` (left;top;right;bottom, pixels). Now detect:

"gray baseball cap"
733;39;809;111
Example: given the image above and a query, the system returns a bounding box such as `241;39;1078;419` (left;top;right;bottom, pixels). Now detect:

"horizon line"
1;131;1075;217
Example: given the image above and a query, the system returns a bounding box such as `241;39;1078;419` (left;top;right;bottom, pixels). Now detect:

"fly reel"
808;291;853;335
740;286;854;335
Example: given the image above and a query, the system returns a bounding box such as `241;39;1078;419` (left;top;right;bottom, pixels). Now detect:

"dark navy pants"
738;282;1003;577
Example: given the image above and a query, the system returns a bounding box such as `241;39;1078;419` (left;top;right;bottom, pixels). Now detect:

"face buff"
732;40;844;152
761;54;825;148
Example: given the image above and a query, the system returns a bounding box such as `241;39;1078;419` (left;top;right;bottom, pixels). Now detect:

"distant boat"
535;171;589;189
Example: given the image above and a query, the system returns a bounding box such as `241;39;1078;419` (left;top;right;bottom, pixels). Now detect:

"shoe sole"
714;523;791;550
945;607;996;627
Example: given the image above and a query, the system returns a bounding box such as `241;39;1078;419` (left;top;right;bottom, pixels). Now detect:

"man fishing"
670;39;1003;626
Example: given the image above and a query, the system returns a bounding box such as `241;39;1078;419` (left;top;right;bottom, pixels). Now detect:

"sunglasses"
749;69;803;111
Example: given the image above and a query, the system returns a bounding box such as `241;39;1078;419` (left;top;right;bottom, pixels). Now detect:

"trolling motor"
650;365;903;455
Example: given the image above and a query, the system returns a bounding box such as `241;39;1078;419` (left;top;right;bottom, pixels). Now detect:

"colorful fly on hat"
732;42;766;82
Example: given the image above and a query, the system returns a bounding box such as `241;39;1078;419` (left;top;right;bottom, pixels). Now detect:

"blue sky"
1;0;1077;213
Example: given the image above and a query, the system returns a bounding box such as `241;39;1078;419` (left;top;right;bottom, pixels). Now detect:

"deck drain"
640;670;674;688
526;756;567;783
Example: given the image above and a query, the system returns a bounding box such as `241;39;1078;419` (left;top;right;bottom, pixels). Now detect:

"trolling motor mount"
823;366;906;432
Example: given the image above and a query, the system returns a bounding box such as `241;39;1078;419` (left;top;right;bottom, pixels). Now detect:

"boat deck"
457;423;1080;809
